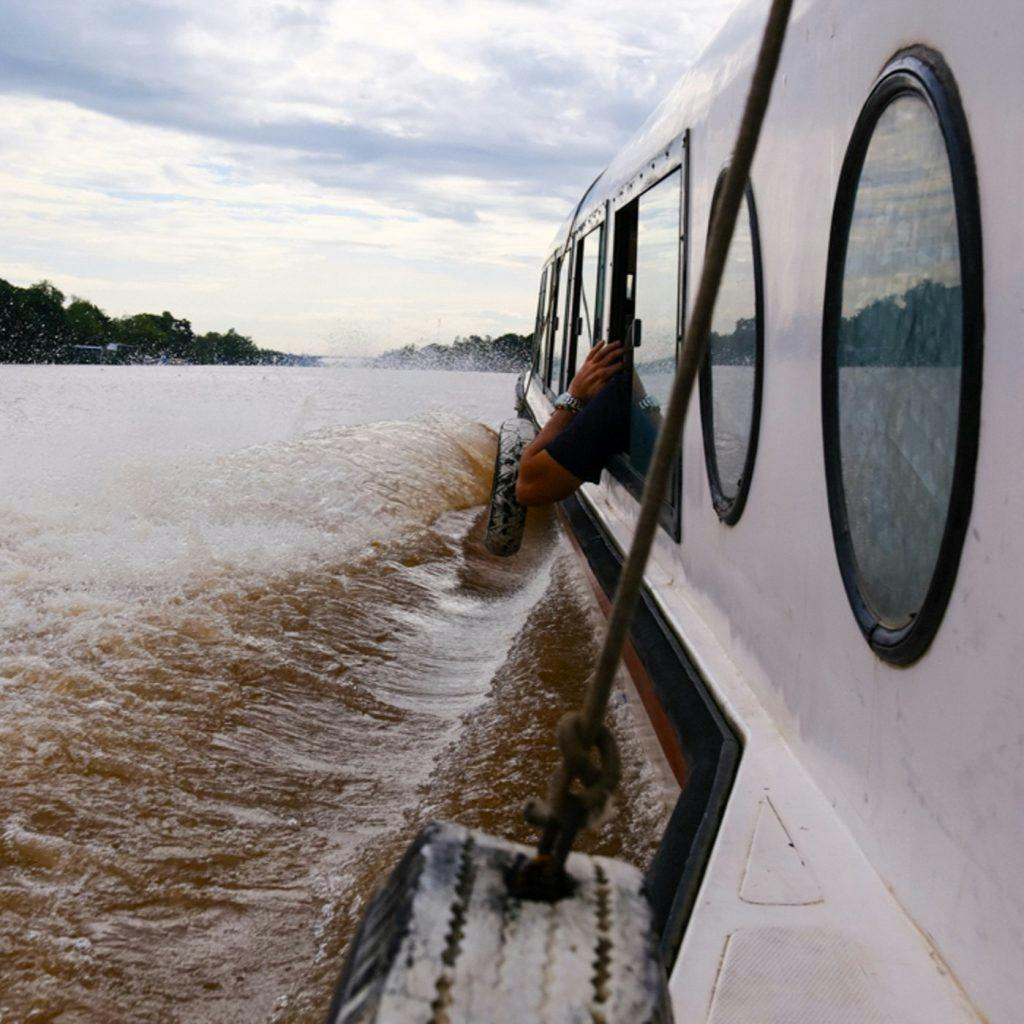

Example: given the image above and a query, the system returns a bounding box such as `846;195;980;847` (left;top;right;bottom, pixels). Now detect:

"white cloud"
0;0;742;354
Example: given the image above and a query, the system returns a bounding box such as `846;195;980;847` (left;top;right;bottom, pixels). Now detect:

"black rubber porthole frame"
698;174;765;525
821;47;983;666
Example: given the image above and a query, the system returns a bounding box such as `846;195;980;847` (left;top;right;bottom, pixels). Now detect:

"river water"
0;365;667;1023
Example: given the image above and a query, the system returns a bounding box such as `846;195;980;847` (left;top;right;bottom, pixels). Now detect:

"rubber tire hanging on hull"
484;417;536;557
326;821;672;1024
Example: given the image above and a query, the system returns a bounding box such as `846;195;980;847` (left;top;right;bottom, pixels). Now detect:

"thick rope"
525;0;795;889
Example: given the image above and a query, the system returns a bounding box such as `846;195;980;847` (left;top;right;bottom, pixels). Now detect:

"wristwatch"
554;392;586;415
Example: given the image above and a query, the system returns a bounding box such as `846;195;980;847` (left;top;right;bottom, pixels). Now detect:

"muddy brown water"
1;416;667;1023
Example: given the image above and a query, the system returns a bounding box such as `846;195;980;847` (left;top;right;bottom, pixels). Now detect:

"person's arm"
516;341;623;506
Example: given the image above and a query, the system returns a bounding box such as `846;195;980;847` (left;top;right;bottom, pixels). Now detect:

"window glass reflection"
537;265;554;379
708;192;758;501
549;255;571;392
837;93;961;627
630;170;681;474
532;266;549;373
572;226;604;378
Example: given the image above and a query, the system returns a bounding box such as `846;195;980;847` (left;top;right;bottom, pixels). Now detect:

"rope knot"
556;712;621;813
514;711;622;901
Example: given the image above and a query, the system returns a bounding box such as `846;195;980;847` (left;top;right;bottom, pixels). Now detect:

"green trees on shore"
374;332;532;372
0;277;300;364
0;274;532;370
0;280;70;363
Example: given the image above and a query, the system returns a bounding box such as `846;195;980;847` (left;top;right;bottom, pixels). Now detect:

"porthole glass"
839;95;958;624
823;50;982;664
700;179;763;523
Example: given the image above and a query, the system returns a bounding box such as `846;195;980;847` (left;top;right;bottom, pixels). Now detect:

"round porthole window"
700;177;764;524
822;48;982;665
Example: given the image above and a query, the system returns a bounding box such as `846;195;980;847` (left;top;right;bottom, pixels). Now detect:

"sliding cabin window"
531;264;550;377
699;176;764;524
536;260;556;384
822;48;982;665
546;253;572;393
608;162;686;538
568;224;606;379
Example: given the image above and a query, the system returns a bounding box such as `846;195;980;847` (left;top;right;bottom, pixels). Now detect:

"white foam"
0;364;517;655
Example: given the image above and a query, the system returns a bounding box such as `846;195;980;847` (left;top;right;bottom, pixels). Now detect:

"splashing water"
0;366;668;1023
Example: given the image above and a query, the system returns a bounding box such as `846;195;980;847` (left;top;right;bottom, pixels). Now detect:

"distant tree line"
838;280;961;367
708;316;756;366
374;332;532;372
0;277;313;365
665;280;963;371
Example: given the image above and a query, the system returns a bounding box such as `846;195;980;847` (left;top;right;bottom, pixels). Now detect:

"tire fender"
484;417;536;557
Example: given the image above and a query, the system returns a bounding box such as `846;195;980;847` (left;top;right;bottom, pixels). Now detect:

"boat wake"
0;412;666;1023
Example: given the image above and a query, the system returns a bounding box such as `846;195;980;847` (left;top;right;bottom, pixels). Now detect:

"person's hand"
567;341;623;402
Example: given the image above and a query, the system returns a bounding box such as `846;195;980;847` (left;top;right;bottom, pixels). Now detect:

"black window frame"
698;174;765;525
606;136;690;541
531;264;550;378
821;47;983;666
535;257;557;387
543;256;559;391
544;252;573;396
567;220;607;382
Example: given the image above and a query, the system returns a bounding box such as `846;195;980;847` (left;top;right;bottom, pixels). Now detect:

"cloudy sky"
0;0;741;355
